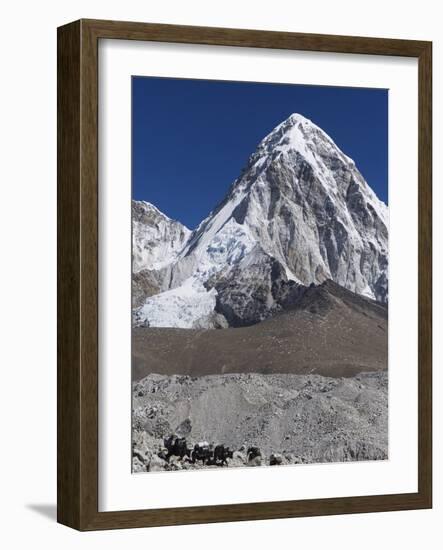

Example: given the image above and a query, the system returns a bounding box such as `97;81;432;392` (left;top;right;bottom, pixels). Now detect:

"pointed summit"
262;113;319;140
256;112;348;166
278;112;313;129
173;113;388;299
133;114;388;328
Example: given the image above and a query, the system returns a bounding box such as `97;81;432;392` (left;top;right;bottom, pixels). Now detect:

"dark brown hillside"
132;281;387;380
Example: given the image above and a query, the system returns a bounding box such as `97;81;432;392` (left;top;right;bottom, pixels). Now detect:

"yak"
247;446;261;461
213;445;233;466
191;442;213;465
164;435;190;461
161;435;251;467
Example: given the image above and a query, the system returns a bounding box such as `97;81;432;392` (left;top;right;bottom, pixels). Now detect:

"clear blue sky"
132;77;388;229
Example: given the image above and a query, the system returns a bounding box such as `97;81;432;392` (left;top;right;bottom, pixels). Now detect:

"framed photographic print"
57;19;432;530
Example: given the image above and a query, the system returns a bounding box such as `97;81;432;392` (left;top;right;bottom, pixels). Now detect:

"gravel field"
132;370;388;472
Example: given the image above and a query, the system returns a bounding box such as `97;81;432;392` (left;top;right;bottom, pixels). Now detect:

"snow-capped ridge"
135;200;190;227
132;200;191;273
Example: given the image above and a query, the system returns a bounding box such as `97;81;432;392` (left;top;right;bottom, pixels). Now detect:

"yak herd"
161;435;262;467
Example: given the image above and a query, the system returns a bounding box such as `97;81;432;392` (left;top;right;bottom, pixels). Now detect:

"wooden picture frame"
57;19;432;530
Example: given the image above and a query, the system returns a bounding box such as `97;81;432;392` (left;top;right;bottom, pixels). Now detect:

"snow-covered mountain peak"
261;113;320;142
132;200;191;273
138;199;159;212
246;112;387;223
134;200;178;223
268;112;313;135
254;112;348;166
133;114;389;328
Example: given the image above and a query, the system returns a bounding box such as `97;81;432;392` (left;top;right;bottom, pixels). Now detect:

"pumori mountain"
133;113;388;329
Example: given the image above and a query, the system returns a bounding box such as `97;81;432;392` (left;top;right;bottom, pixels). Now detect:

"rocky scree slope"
132;371;388;472
133;280;387;380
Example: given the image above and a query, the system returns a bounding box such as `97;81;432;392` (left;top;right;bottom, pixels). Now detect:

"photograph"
131;76;389;473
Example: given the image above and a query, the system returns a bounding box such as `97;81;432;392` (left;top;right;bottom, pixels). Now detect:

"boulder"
175;418;192;437
132;456;146;473
248;456;264;467
148;454;167;472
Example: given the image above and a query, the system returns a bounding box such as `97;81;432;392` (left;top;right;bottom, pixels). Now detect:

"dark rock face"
132;269;162;308
208;252;303;327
